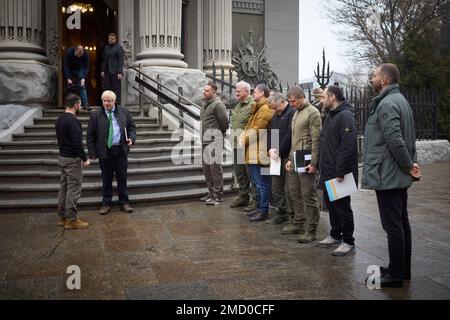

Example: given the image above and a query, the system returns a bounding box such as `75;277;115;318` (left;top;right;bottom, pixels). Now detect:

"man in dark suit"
101;33;125;104
87;90;136;215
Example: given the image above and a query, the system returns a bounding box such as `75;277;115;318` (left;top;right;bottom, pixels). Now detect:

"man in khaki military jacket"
284;86;322;243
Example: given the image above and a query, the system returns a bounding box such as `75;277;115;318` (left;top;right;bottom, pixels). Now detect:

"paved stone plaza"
0;161;449;300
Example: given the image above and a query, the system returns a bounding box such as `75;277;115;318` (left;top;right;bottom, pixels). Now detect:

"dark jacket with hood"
318;100;358;190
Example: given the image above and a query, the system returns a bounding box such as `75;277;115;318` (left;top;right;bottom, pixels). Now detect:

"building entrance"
61;0;118;106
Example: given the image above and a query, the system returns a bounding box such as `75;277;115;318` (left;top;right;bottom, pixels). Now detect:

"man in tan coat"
239;84;273;222
284;86;322;243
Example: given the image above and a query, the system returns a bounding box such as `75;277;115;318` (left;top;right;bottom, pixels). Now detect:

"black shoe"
380;266;411;280
380;273;403;288
249;211;269;222
246;209;258;217
83;105;92;111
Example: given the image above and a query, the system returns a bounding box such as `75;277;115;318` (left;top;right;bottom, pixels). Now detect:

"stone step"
0;154;204;171
0;139;182;150
12;131;176;141
24;123;168;134
33;116;158;125
0;172;234;200
0;186;236;213
0;163;233;184
0;146;202;160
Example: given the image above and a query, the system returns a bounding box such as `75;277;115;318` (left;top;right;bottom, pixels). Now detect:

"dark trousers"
104;72;122;105
99;146;129;206
323;192;355;246
69;70;88;106
271;157;293;217
376;189;412;279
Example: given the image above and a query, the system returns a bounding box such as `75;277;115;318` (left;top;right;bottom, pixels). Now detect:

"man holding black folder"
284;86;321;243
317;86;358;256
87;90;136;215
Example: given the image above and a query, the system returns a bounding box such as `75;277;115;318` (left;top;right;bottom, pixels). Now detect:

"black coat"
87;105;136;159
101;43;125;75
318;101;358;190
267;104;295;159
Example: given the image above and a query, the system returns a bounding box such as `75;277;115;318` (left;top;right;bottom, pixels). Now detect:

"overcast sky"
298;0;350;81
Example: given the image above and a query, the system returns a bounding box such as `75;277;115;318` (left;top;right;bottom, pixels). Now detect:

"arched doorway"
61;0;118;106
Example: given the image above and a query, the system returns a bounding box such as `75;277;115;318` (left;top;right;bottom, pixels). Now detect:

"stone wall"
0;61;57;106
0;105;29;131
417;140;450;164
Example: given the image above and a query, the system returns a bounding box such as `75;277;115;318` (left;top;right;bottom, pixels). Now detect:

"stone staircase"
0;108;234;213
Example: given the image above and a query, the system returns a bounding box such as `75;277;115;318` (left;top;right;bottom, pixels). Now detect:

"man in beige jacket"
284;86;322;243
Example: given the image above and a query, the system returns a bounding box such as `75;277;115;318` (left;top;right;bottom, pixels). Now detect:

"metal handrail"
128;65;202;110
132;85;197;132
135;77;200;121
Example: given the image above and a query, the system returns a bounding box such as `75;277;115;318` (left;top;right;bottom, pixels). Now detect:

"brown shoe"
99;205;111;215
65;218;89;230
121;203;133;213
57;218;67;227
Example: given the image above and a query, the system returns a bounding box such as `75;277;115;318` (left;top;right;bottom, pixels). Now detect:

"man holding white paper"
317;86;358;257
267;92;295;224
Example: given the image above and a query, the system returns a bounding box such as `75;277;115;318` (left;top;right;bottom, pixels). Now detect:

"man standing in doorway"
55;94;91;229
200;82;229;205
101;33;125;105
64;45;91;111
87;90;136;215
362;63;420;288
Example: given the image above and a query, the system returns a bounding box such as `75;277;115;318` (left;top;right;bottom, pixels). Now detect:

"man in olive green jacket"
230;81;256;210
363;63;421;288
200;82;229;205
284;86;322;243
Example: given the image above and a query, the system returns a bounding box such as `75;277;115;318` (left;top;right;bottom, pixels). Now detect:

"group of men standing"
56;61;419;289
63;33;125;109
200;63;420;288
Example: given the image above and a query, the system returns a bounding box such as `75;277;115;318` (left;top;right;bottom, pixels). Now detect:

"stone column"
202;0;233;74
134;0;187;68
0;0;49;63
0;0;57;106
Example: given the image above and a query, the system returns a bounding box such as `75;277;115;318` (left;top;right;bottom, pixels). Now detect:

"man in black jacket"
87;90;136;215
317;86;358;256
56;94;91;229
64;45;91;111
267;92;295;224
101;33;125;104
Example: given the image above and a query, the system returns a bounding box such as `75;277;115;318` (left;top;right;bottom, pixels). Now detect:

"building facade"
0;0;298;109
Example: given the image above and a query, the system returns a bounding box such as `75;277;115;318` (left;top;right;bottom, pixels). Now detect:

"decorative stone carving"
232;31;279;89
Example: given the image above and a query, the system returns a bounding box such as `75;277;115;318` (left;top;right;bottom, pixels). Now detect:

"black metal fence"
303;86;440;141
206;63;441;141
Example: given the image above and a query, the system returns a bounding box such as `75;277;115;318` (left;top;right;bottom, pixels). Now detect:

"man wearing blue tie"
87;90;136;215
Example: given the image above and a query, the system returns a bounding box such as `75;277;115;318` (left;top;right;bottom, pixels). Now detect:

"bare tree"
324;0;446;66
